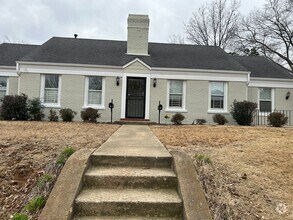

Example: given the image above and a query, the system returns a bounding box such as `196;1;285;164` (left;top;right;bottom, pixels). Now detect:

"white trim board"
123;58;151;70
249;80;293;89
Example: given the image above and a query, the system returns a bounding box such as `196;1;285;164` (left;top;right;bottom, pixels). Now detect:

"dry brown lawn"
0;121;119;219
152;125;293;220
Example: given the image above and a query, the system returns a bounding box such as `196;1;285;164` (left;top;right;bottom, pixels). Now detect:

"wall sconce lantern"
286;91;290;100
153;78;157;87
116;77;120;86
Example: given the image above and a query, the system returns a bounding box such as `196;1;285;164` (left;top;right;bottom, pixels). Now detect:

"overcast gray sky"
0;0;267;45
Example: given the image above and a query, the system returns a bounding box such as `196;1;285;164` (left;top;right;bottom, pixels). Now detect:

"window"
84;76;104;108
169;80;183;108
0;77;7;101
209;82;227;112
41;74;61;107
259;88;272;112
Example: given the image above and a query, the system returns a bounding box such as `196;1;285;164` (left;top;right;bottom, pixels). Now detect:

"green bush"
230;100;257;126
25;196;45;213
59;108;77;122
56;147;76;165
12;213;28;220
267;112;288;127
37;173;54;188
171;113;185;125
81;108;100;122
213;114;228;125
28;98;44;121
0;94;28;120
48;109;59;121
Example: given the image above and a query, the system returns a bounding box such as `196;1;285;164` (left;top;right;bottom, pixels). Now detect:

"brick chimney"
127;14;150;56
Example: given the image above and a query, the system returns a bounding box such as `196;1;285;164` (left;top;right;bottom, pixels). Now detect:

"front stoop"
72;153;183;219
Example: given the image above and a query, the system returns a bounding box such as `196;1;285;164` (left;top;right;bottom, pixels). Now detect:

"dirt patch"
152;125;293;220
0;121;119;219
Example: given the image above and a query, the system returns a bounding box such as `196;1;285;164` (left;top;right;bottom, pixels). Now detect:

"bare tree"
2;35;29;44
168;34;185;44
185;0;240;50
239;0;293;71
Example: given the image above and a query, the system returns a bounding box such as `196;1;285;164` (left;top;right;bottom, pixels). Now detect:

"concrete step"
74;216;180;220
74;188;182;217
84;166;178;189
73;216;179;220
91;155;172;168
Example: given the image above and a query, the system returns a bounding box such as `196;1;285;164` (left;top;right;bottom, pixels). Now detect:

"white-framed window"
40;74;61;107
259;88;274;112
209;82;228;112
84;76;105;109
0;76;8;101
166;80;186;112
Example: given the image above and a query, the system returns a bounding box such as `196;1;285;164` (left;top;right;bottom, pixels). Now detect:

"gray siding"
19;73;41;98
8;76;18;95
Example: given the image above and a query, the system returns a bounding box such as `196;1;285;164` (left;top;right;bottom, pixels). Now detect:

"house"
1;14;293;124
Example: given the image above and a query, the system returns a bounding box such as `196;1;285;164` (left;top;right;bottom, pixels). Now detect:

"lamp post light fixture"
116;77;120;86
153;78;157;87
286;91;290;100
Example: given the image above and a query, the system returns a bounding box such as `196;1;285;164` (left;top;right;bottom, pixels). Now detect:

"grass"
152;125;293;220
37;174;54;188
12;213;28;220
56;146;76;165
25;196;45;213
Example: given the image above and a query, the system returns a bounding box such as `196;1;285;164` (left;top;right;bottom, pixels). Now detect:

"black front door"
126;77;146;118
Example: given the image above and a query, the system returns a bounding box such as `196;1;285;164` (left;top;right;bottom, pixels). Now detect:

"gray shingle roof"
20;37;248;72
233;56;293;79
0;43;39;66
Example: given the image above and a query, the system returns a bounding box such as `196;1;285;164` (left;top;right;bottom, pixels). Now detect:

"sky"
0;0;267;45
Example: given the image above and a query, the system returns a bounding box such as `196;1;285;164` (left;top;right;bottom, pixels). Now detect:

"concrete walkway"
93;125;171;157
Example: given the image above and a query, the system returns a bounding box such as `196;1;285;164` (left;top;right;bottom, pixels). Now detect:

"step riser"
84;176;178;189
75;202;182;217
91;155;172;168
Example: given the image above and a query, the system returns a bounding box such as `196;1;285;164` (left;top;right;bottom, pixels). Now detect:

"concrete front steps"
72;153;183;219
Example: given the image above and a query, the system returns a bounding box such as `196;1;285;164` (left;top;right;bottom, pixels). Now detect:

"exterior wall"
19;73;41;98
8;76;18;95
150;80;247;124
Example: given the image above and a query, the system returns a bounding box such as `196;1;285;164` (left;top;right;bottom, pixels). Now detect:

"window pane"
89;76;102;90
211;82;224;96
260;88;271;100
88;91;102;105
0;77;7;88
170;80;183;94
260;101;271;112
211;96;224;109
169;94;182;107
45;75;59;88
44;88;58;103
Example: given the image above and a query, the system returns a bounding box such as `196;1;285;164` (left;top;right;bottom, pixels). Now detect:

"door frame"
121;73;150;119
126;77;146;118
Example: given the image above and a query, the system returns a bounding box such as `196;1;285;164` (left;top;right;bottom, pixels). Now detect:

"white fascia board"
17;62;123;77
122;58;151;70
151;71;248;82
0;66;18;77
249;78;293;88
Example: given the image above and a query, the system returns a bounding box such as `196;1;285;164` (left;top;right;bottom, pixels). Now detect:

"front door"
126;77;146;118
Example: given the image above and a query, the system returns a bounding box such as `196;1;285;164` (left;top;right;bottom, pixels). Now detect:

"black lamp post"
157;101;163;124
108;99;114;123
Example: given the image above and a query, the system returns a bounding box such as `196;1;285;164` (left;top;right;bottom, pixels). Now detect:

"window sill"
165;108;187;113
82;105;105;110
207;109;229;114
43;103;61;108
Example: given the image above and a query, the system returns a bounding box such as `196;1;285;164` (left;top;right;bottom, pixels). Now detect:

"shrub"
48;109;58;121
25;196;45;213
81;108;100;122
171;113;185;125
28;98;44;121
59;108;77;122
195;154;212;165
230;100;257;126
267;112;288;127
0;94;28;120
213;114;228;125
56;147;76;165
12;213;28;220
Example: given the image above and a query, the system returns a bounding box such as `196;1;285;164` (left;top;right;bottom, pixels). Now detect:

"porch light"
286;91;290;100
153;78;157;87
116;77;120;86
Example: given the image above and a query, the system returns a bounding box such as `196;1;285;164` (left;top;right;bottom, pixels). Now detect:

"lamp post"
108;99;114;123
157;101;163;124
